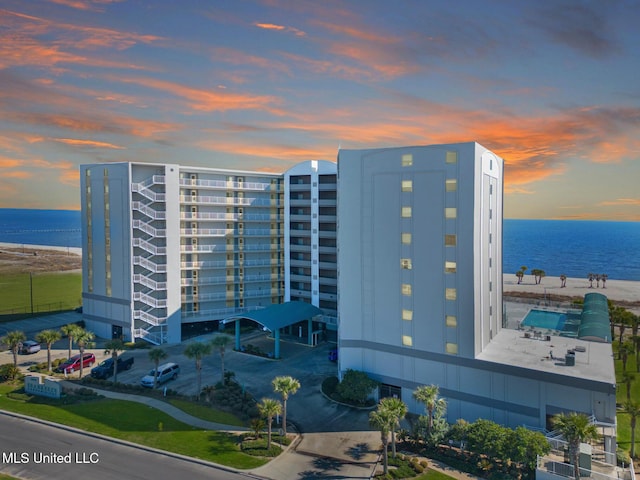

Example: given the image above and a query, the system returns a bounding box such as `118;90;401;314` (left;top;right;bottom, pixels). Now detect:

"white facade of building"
336;142;616;432
284;160;338;333
80;162;285;344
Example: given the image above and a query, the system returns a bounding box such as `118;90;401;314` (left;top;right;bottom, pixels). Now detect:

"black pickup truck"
90;356;134;379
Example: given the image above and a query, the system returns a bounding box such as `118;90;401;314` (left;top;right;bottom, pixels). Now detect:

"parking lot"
4;327;371;434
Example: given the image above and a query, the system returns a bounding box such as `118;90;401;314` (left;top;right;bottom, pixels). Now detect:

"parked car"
20;340;41;355
56;353;96;373
140;362;180;387
90;356;134;379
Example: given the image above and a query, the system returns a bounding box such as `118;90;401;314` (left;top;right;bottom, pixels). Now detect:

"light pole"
30;272;34;314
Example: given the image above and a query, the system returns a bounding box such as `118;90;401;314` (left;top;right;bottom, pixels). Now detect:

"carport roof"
223;301;323;331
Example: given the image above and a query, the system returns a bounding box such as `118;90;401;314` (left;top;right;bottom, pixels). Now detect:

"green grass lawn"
613;345;640;457
0;272;81;317
416;470;456;480
168;398;246;427
0;384;267;469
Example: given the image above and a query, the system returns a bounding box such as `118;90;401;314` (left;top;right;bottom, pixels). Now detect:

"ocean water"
0;209;638;281
0;208;81;249
502;219;640;282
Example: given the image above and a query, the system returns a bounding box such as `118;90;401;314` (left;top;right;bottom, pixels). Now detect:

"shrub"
322;376;339;396
334;369;378;406
0;364;22;381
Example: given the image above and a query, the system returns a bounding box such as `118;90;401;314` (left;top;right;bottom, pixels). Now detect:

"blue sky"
1;0;639;220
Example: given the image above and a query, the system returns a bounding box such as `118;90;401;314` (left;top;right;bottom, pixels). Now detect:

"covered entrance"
221;301;324;359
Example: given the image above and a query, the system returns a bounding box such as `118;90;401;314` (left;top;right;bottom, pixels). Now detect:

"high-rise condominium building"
80;160;337;344
337;142;616;435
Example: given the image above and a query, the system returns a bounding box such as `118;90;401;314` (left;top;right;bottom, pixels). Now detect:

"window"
402;154;413;167
446;343;458;354
445;234;457;246
445;261;456;273
445;208;457;219
446;315;457;327
401;284;412;296
402;310;413;321
401;180;413;192
446;179;457;191
445;288;457;300
402;335;413;347
401;233;412;244
400;258;412;270
401;206;412;218
446;151;457;164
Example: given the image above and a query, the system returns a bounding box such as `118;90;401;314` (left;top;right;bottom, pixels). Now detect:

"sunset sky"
1;0;639;220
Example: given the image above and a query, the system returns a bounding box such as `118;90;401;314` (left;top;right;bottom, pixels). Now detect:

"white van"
140;363;180;388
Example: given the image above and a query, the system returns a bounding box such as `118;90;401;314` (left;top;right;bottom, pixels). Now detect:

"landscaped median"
0;381;277;469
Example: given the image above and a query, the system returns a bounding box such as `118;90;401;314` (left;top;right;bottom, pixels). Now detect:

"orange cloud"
0;8;162;71
254;22;306;37
598;198;640;206
47;0;124;12
115;75;281;113
3;170;32;179
53;138;125;149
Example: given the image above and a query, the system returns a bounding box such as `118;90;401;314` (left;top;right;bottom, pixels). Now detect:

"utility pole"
30;272;33;314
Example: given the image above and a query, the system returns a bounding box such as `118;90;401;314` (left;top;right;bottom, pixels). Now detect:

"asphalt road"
0;413;256;480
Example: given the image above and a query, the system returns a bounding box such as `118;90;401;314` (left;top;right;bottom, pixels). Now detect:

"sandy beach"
504;274;640;306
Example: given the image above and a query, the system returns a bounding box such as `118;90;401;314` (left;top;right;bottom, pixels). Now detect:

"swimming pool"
521;309;568;331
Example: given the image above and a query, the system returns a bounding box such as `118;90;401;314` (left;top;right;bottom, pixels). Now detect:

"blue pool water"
521;309;568;331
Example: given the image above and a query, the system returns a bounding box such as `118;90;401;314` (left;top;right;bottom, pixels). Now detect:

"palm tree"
622;400;640;459
560;274;567;288
620;341;635;372
413;384;444;433
35;329;61;372
103;339;125;382
257;398;282;450
75;329;95;378
184;341;211;398
378;396;407;458
272;375;300;436
601;274;608;288
1;330;26;367
148;347;168;388
516;270;524;284
620;371;636;402
552;412;599;480
369;406;395;475
60;323;83;359
210;334;232;383
588;273;595;288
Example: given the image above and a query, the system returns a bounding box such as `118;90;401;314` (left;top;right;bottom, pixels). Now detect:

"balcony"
179;178;274;191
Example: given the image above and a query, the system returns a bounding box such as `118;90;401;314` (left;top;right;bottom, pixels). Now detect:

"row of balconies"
182;289;277;302
181;273;275;286
179;178;280;191
289;229;337;238
180;195;280;207
181;212;281;222
288;214;337;222
288;182;336;191
180;228;276;237
290;274;337;286
289;198;336;207
289;259;337;270
180;258;281;269
289;244;336;254
180;244;281;253
290;290;337;302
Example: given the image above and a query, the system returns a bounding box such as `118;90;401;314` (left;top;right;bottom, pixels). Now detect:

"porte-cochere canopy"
221;301;324;358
